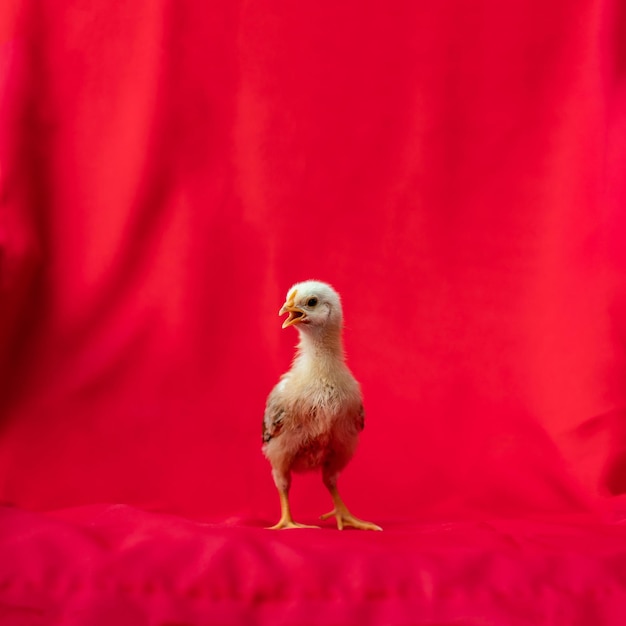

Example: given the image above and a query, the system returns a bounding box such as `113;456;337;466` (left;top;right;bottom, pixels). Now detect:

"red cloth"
1;0;626;623
2;505;626;625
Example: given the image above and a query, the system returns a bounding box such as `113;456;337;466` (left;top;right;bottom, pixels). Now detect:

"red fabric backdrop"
1;0;626;532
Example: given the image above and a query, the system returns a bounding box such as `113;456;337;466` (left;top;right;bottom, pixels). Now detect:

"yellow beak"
279;289;306;328
279;303;306;328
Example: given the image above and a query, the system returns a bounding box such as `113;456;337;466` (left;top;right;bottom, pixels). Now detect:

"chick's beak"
279;303;306;328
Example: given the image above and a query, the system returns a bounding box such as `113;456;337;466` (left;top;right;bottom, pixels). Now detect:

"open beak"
279;303;306;328
279;289;306;328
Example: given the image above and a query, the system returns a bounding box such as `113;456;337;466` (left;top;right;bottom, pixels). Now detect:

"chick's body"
263;280;381;531
263;343;362;475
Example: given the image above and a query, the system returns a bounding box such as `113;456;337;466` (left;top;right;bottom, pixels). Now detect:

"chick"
263;280;382;531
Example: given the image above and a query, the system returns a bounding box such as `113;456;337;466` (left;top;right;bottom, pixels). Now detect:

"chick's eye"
307;297;318;307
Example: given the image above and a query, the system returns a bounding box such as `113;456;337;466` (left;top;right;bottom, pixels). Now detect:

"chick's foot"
320;508;382;531
267;518;320;530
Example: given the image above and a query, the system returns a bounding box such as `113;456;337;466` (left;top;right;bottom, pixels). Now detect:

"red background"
1;0;626;622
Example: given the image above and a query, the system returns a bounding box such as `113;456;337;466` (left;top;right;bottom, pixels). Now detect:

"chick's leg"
320;470;382;531
267;469;319;530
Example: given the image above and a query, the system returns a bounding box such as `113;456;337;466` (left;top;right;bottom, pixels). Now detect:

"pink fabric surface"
2;504;626;625
1;0;626;623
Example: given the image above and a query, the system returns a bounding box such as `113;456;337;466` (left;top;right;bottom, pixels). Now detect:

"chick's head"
279;280;343;334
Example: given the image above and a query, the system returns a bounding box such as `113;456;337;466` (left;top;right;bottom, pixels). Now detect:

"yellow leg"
320;486;382;531
267;488;320;530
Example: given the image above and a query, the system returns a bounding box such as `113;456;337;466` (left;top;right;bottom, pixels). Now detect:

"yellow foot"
320;509;382;531
266;519;320;530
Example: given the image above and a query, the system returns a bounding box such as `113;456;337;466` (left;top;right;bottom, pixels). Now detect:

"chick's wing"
262;385;287;444
356;404;365;432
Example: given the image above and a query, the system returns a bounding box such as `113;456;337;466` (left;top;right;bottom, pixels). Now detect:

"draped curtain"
1;0;626;524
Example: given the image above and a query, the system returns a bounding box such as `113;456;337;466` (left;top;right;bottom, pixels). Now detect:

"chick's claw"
267;520;320;530
320;509;383;532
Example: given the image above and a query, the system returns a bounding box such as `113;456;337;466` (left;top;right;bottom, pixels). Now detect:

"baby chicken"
262;280;382;531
